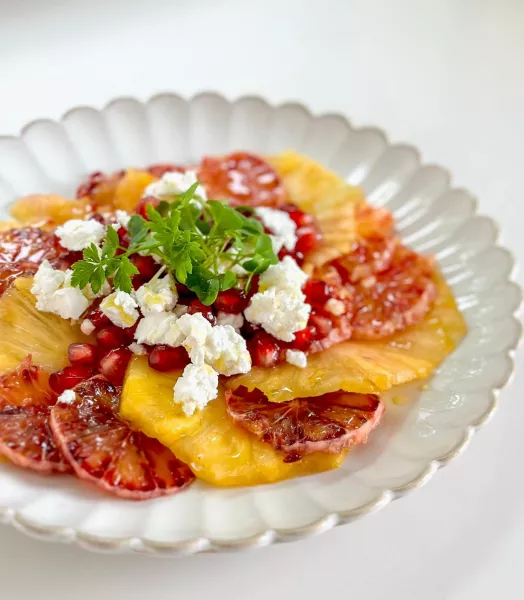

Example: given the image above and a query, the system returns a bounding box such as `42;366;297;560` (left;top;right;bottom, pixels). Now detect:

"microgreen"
70;183;278;304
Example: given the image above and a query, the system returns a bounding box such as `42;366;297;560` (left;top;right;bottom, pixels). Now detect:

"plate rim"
0;91;521;555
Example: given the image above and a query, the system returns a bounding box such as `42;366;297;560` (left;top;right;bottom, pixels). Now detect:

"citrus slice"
0;278;92;373
50;375;194;499
335;243;437;340
120;357;346;487
9;194;89;227
0;227;71;294
0;358;71;473
112;169;157;213
226;387;384;461
230;274;466;402
199;152;288;206
268;151;365;269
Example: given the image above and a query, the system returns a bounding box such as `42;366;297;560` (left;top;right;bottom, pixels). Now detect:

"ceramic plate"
0;93;520;555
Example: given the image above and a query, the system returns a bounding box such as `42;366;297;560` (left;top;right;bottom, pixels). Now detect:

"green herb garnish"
70;183;277;304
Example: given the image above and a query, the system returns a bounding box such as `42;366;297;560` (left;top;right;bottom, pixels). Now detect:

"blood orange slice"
199;152;288;206
50;375;195;499
0;227;70;294
346;244;437;341
226;387;384;461
0;358;71;473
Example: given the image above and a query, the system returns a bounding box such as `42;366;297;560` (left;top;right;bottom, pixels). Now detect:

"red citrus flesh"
226;387;384;462
198;152;287;207
347;244;437;340
0;228;70;294
50;376;195;499
0;358;71;473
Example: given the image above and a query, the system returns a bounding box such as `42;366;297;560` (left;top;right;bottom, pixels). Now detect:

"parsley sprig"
70;183;278;304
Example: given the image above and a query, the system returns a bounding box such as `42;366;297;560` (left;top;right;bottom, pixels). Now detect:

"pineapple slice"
112;169;156;213
10;194;89;227
269;151;365;268
229;275;466;402
0;277;92;373
120;356;346;487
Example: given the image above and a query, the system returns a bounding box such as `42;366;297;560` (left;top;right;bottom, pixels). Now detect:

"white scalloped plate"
0;93;520;555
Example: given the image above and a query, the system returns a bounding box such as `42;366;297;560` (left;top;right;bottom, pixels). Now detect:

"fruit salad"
0;151;466;498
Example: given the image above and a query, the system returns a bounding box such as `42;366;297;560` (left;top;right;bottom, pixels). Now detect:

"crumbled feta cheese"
255;207;297;252
100;291;139;328
145;170;207;201
190;325;251;376
173;362;218;416
31;260;66;296
31;261;90;320
244;287;311;342
80;319;96;335
216;311;244;331
325;298;346;316
128;342;147;355
285;349;308;368
258;256;308;293
115;210;131;229
55;219;106;251
134;276;177;315
134;312;180;346
57;389;77;404
175;313;213;355
43;287;90;320
174;304;189;317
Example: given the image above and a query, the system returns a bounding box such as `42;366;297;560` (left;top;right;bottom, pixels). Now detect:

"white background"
0;0;523;598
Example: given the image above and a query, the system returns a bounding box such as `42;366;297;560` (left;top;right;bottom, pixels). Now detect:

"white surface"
0;0;522;597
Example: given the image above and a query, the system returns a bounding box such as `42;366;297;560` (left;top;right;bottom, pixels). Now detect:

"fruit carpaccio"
0;149;467;496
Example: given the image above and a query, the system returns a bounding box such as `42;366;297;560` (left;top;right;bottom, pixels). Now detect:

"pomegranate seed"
49;365;94;394
291;326;317;351
188;299;216;324
148;345;190;372
303;280;331;306
175;283;192;297
241;319;261;338
68;343;97;366
84;301;111;329
309;312;333;338
246;276;259;298
248;332;281;368
76;171;105;199
96;326;129;350
288;209;314;228
213;289;248;314
136;196;159;220
88;213;106;225
131;254;159;280
295;228;321;255
99;348;132;385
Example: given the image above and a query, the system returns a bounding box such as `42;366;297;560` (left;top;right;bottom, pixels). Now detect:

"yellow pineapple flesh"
0;277;93;373
230;274;465;402
269;151;365;269
120;356;346;487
